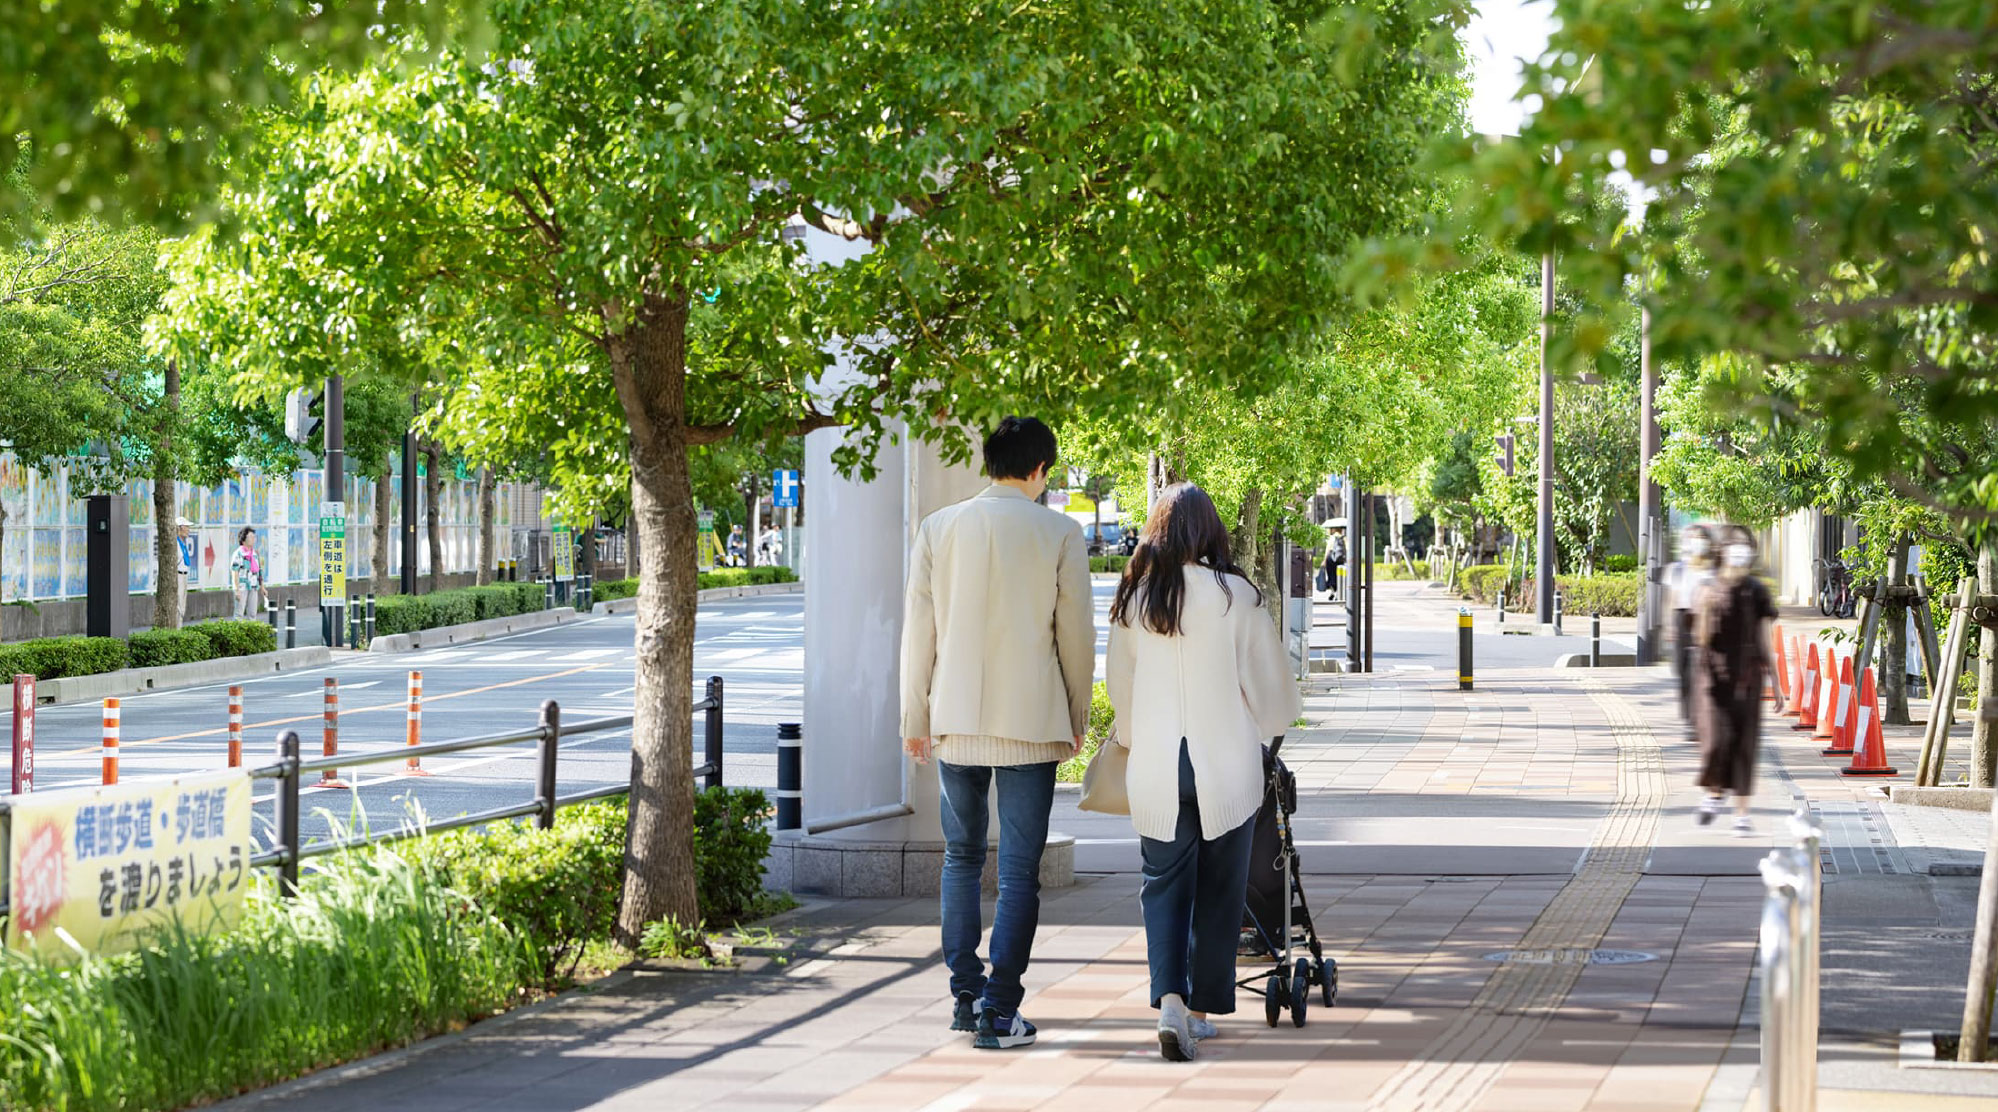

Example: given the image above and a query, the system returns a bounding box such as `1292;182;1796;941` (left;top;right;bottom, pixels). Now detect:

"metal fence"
1758;808;1823;1112
0;676;724;912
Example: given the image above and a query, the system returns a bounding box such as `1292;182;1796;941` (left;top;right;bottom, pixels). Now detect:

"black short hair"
983;416;1058;481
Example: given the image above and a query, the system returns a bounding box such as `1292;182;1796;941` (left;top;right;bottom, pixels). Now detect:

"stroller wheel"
1317;956;1337;1007
1265;972;1287;1027
1291;958;1311;1028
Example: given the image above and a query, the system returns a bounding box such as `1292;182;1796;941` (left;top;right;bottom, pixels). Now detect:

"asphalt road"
18;576;1614;853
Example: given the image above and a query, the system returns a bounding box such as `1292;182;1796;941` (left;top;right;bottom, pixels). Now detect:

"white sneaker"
1697;796;1722;826
1732;816;1755;838
1190;1015;1218;1041
1158;994;1197;1062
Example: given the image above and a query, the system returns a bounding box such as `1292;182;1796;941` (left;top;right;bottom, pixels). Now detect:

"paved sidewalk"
221;583;1997;1112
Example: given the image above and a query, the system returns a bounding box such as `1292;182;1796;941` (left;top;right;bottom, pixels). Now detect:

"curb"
36;647;334;706
1553;652;1639;668
592;580;803;616
366;606;584;654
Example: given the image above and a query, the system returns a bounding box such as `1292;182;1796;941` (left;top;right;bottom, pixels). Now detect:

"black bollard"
1590;612;1602;668
284;598;297;649
776;722;802;831
348;596;361;648
266;600;278;629
1458;608;1473;692
1497;587;1506;624
365;594;376;644
1553;590;1564;636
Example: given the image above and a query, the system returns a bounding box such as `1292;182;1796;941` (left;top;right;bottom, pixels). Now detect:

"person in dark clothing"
1692;525;1777;836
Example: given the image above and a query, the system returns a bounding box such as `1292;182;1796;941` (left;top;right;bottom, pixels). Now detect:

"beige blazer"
899;485;1096;746
1107;568;1301;841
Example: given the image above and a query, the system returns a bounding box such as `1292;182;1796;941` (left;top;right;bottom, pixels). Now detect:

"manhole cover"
1481;948;1660;965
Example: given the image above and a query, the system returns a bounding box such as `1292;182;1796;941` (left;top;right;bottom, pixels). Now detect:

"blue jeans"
937;759;1057;1018
1140;741;1255;1014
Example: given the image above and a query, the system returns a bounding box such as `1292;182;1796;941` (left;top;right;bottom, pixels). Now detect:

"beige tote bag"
1077;735;1130;815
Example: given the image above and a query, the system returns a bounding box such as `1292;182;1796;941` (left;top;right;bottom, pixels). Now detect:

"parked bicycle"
1815;557;1857;619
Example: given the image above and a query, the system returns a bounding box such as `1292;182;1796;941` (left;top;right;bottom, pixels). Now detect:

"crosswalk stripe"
553;649;620;661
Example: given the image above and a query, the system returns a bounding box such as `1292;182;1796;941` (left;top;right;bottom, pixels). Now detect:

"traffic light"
284;387;322;445
1494;433;1515;477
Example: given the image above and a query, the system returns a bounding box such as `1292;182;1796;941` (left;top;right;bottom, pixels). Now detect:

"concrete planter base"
764;832;1076;898
592;580;803;616
366;607;584;654
1888;785;1995;812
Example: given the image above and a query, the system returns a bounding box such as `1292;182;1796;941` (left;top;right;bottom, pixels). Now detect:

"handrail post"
536;700;560;830
275;730;301;897
704;675;724;792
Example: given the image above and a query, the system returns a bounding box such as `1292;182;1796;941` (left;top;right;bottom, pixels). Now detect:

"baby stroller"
1238;735;1336;1026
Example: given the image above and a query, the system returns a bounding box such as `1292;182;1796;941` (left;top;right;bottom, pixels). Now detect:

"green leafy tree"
161;0;1458;940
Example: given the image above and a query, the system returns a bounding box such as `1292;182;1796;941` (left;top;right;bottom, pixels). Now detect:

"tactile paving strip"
1366;675;1665;1111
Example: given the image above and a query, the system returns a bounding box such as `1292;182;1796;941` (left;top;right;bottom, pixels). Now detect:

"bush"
1555;573;1641;617
192;619;277;659
1457;564;1514;605
1372;559;1431;581
128;629;215;668
1602;554;1639;574
373;583;546;636
693;787;776;923
1057;682;1118;783
1090;555;1131;575
696;565;798;590
0;636;129;681
412;799;625;984
595;577;639;602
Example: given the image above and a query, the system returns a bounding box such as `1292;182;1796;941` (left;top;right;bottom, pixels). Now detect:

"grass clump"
0;846;529;1112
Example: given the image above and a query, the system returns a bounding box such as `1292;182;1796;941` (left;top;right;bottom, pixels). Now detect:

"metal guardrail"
1758;809;1823;1112
0;677;724;908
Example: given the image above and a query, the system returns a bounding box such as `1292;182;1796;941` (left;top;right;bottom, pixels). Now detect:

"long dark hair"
1110;483;1261;636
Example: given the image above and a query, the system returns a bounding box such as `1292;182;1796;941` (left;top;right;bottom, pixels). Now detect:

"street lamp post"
1536;252;1557;627
1636;294;1662;664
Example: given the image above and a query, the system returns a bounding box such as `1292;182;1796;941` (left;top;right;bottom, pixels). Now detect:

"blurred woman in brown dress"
1693;525;1777;835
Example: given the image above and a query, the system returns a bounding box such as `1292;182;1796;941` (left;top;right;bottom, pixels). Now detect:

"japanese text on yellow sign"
552;525;574;583
319;501;346;606
7;771;253;956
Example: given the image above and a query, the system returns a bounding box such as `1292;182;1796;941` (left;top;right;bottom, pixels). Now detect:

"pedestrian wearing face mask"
1665;525;1716;722
1692;525;1776;835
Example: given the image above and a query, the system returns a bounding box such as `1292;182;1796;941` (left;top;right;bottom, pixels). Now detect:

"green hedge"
374;582;545;637
1090;555;1131;575
1371;559;1432;581
594;567;797;602
195;619;277;659
1556;573;1640;617
128;629;213;668
0;636;129;681
1458;564;1514;605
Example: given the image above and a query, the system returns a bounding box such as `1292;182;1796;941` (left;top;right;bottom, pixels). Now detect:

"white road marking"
553;649;620;661
478;650;548;662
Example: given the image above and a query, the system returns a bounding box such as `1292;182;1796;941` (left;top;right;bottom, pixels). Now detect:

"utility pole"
1636;295;1662;664
400;394;418;595
1536;251;1557;627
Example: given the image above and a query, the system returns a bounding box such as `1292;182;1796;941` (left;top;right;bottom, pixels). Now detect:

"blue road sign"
773;469;801;508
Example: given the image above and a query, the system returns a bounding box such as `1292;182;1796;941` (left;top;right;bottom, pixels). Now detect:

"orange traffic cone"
1769;625;1790;707
1813;651;1842;742
1822;655;1857;756
1842;667;1898;777
1781;635;1805;718
1793;642;1820;729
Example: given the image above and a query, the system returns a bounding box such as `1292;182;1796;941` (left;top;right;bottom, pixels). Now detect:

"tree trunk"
475;466;495;586
608;291;701;944
1976;543;1998;789
422;443;444;593
152;360;183;629
1884;537;1912;725
372;473;391;595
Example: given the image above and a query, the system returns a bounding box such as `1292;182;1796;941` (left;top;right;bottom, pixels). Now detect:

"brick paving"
218;583;1997;1112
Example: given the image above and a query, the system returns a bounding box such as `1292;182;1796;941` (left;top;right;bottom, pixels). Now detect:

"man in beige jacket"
901;416;1095;1051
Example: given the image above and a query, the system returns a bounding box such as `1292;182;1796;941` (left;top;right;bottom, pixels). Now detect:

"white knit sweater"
1106;568;1301;842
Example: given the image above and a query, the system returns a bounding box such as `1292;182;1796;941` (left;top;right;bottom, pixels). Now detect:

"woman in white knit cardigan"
1106;483;1301;1062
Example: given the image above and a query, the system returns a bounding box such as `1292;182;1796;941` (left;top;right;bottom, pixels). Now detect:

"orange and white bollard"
1794;642;1820;730
101;697;120;785
227;685;244;768
1813;651;1842;743
1823;655;1858;756
320;677;350;789
404;670;431;776
1768;624;1789;706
